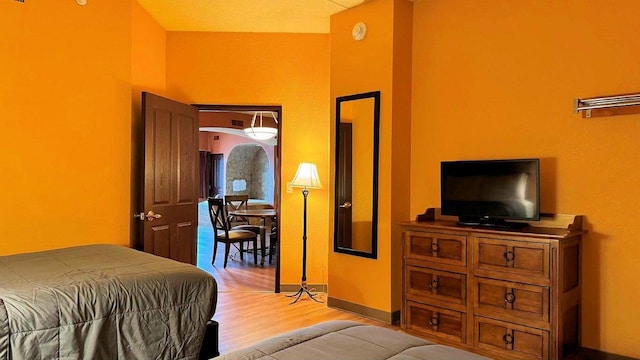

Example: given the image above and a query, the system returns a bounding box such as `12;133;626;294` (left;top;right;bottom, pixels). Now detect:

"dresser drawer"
406;266;466;310
406;301;466;344
474;237;549;282
405;232;466;267
474;277;549;326
475;316;549;360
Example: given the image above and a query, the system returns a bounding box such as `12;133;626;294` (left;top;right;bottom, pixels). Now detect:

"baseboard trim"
280;283;327;293
327;297;401;324
568;347;637;360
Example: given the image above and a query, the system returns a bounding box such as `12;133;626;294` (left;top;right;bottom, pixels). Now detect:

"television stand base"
457;218;530;230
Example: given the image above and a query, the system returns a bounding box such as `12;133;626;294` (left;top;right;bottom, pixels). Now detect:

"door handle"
134;211;162;222
339;202;352;209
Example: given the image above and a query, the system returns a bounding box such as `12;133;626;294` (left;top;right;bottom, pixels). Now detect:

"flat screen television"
441;158;540;228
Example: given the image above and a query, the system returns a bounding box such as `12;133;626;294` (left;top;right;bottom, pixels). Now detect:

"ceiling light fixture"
244;112;278;140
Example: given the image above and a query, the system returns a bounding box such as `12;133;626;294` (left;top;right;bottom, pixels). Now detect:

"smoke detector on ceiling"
352;22;367;41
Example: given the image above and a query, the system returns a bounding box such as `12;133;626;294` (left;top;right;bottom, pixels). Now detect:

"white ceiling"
136;0;367;33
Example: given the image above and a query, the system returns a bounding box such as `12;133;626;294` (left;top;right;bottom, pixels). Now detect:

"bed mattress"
0;244;217;360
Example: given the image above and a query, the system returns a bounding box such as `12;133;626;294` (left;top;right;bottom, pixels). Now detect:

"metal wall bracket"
574;93;640;118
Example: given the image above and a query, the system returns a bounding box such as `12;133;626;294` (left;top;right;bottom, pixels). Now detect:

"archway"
226;144;274;204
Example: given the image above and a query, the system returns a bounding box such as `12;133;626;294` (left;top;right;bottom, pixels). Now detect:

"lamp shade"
290;162;322;189
244;126;277;140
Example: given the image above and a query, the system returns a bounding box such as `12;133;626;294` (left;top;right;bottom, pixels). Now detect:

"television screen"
441;159;540;226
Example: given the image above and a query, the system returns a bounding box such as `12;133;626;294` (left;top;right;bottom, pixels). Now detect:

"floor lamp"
287;162;323;304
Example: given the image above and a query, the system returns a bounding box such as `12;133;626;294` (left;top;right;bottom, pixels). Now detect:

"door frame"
194;103;282;293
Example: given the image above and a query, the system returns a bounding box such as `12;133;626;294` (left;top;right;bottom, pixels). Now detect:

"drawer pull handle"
503;333;514;345
429;279;440;290
428;315;440;326
503;250;515;262
504;292;516;304
430;243;439;253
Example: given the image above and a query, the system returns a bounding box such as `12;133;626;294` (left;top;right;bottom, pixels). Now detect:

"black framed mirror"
334;91;380;259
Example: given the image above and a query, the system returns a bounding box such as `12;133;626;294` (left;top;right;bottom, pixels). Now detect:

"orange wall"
412;0;640;356
389;0;413;312
130;0;167;247
0;0;133;255
131;0;166;95
165;32;330;286
328;0;395;313
328;0;412;318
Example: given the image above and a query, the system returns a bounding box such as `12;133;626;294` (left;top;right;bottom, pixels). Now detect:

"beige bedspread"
215;320;489;360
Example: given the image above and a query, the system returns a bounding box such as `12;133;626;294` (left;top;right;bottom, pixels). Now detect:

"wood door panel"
199;151;208;199
174;221;194;264
176;114;197;204
151;110;172;205
143;92;199;264
336;123;353;249
150;224;170;259
211;153;224;197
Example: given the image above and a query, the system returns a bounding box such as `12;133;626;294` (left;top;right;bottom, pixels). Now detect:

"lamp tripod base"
286;282;323;305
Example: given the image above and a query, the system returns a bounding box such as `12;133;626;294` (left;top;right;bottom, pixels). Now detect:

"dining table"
228;208;277;266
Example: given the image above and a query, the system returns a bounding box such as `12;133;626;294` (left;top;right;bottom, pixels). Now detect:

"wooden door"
336;123;353;248
141;92;199;264
209;153;224;197
199;151;210;199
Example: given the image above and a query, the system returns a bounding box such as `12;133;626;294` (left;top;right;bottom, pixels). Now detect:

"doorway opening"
194;104;281;294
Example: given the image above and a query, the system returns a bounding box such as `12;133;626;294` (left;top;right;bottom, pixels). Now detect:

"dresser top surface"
400;219;584;240
401;208;585;240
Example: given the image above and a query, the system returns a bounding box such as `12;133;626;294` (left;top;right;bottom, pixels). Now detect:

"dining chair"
224;195;251;225
224;195;262;233
208;197;258;268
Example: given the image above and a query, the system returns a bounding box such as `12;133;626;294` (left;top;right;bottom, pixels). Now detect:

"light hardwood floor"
197;200;276;292
197;202;398;355
214;292;398;355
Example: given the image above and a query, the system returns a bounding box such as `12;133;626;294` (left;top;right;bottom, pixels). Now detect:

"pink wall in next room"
199;131;275;199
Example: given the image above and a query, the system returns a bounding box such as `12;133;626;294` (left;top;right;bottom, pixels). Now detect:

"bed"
0;244;217;360
214;320;489;360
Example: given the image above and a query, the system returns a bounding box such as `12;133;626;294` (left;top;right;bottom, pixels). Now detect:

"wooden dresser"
400;209;584;360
